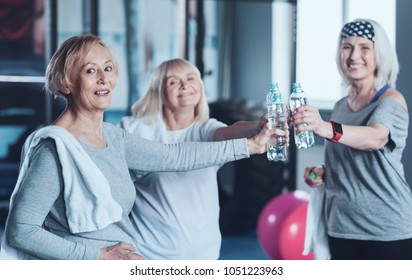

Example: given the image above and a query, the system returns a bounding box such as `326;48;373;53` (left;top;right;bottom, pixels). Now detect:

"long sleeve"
6;140;98;259
121;128;249;173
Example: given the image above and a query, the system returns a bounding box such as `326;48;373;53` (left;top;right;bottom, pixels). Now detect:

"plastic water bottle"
266;82;287;161
289;82;314;149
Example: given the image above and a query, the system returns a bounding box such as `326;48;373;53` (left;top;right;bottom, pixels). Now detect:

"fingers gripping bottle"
266;82;287;161
289;82;315;149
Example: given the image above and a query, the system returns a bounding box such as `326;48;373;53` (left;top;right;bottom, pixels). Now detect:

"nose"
349;46;361;60
98;71;109;84
180;80;188;89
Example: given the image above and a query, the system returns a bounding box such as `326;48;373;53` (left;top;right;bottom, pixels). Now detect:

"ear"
60;81;71;95
58;90;71;95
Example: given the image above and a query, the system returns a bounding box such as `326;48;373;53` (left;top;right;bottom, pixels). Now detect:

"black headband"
340;20;375;43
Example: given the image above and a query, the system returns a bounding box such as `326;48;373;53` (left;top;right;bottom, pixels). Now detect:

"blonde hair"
131;58;209;123
45;34;119;98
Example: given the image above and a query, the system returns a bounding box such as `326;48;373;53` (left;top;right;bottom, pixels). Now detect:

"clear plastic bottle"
289;82;315;149
266;82;287;161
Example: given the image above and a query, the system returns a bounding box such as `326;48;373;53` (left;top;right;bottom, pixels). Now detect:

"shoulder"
23;127;59;156
196;118;226;139
118;115;159;133
103;122;126;138
381;88;408;111
333;96;348;110
103;122;119;130
117;115;137;129
28;138;60;166
199;118;226;129
34;138;57;152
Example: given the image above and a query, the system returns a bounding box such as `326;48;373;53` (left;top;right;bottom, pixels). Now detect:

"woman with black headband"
293;18;412;259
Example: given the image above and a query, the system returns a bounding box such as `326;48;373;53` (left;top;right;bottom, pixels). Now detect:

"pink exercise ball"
257;190;309;259
279;202;314;260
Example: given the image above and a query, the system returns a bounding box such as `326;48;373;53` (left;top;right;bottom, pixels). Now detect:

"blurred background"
0;0;410;259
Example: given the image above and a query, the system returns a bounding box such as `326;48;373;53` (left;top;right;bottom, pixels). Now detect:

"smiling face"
66;43;117;114
163;64;202;113
340;36;377;82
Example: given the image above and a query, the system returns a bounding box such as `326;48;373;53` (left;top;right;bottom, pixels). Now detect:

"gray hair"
336;18;399;90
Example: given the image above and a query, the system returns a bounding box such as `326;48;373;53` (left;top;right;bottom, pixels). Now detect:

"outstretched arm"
292;105;390;151
124;122;288;174
213;115;267;141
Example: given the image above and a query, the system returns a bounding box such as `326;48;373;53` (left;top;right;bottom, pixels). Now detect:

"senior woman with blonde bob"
0;35;286;260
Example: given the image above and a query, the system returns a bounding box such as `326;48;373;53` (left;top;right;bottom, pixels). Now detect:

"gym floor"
219;231;269;260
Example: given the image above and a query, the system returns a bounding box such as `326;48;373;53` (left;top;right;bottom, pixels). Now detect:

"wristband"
328;121;343;143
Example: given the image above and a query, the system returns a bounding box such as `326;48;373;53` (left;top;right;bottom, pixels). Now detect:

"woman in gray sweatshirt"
0;34;288;260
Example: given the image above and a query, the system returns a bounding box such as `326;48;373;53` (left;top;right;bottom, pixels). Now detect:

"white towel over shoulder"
0;125;123;259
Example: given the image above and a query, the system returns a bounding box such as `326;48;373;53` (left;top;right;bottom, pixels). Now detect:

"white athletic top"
118;114;226;259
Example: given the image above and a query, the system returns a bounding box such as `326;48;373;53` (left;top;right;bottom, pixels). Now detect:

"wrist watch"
328;121;343;143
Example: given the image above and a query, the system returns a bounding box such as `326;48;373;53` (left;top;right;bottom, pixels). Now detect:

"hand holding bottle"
292;104;328;138
289;82;314;149
247;121;289;156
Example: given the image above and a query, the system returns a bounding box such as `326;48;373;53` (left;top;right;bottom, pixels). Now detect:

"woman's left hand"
304;166;325;187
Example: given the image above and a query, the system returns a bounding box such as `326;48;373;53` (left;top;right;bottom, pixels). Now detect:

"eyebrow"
342;42;373;47
82;60;113;68
167;72;196;79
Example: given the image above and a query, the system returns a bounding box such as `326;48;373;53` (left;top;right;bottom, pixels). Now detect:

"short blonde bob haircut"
45;34;119;98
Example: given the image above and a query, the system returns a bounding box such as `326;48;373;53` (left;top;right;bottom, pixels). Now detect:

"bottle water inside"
289;82;315;149
266;82;287;161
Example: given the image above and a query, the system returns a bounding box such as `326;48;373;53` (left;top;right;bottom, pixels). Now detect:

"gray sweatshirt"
6;123;249;259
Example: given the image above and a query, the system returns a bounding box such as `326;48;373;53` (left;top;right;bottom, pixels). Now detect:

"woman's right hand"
99;242;144;260
304;165;325;187
293;105;330;138
246;122;289;155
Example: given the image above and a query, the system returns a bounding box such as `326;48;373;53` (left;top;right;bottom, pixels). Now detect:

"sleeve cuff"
232;138;250;160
